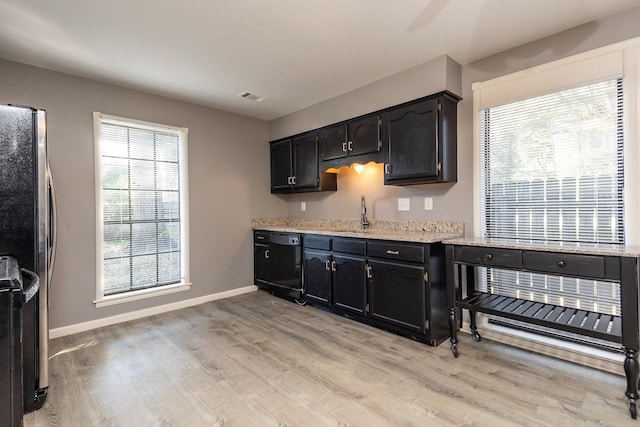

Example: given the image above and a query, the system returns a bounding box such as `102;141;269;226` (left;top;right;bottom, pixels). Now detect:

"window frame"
93;112;191;307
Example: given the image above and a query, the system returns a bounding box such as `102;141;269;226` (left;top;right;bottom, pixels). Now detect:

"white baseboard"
50;285;258;338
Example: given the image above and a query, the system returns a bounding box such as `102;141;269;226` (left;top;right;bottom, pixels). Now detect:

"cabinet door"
383;98;439;183
292;132;319;189
348;114;381;157
332;254;367;314
254;243;270;286
319;124;347;161
303;249;332;304
368;259;426;333
270;139;292;190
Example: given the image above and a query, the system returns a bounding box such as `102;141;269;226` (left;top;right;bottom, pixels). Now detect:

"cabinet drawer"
368;241;424;263
254;231;270;244
332;238;366;255
455;246;522;269
303;235;331;250
523;251;605;278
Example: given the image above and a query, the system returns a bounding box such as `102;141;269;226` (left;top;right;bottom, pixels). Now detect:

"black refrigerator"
0;104;56;423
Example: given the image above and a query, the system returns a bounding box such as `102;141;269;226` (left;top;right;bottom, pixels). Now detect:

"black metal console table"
445;238;640;419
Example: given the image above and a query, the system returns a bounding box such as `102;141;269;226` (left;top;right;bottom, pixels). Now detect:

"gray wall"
0;58;286;330
270;7;640;236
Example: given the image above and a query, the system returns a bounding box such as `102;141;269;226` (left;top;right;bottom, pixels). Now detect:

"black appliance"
260;233;302;299
0;104;56;423
0;257;39;427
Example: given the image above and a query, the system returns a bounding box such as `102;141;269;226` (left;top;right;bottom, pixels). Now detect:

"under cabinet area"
298;233;449;345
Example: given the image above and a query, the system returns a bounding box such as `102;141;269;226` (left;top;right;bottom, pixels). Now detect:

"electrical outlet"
398;198;410;211
301;202;306;211
424;197;433;210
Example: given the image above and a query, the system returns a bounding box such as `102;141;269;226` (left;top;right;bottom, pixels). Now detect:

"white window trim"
473;36;640;245
93;112;191;307
470;37;640;365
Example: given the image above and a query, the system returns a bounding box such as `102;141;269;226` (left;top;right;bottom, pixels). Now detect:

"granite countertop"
445;236;640;257
252;218;464;244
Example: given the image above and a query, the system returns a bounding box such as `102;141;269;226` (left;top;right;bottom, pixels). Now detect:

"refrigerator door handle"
20;268;40;305
47;162;57;283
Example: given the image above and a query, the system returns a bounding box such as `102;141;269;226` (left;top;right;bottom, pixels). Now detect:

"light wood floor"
24;291;636;426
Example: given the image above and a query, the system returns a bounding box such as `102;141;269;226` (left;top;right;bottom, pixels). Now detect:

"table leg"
624;348;639;419
449;307;459;357
469;309;482;342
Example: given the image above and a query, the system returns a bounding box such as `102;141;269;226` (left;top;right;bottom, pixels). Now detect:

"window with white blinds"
478;78;624;317
480;78;624;244
94;113;189;302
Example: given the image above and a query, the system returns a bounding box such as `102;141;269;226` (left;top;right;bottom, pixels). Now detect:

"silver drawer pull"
558;261;566;268
257;236;265;240
486;254;493;260
386;250;400;255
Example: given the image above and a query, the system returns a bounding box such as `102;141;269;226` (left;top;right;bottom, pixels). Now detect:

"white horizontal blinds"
100;121;182;295
479;78;624;317
480;79;624;244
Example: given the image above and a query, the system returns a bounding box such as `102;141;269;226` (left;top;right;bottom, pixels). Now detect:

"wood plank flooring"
24;291;636;426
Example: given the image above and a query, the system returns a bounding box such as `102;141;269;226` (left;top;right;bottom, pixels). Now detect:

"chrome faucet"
360;195;369;229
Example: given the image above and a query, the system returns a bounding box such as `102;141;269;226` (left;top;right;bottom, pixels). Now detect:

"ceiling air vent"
238;91;269;102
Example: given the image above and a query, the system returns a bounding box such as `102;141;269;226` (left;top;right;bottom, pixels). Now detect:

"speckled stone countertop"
252;218;464;244
445;237;640;257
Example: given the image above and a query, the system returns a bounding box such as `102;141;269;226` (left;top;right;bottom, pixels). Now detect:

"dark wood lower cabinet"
298;233;449;346
254;240;270;287
303;249;332;305
332;254;367;315
368;259;426;333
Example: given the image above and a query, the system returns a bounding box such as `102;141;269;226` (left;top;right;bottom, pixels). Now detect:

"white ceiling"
1;0;639;121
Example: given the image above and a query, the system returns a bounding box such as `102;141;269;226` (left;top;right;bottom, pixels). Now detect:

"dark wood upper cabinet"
383;92;460;185
270;132;337;194
270;139;293;191
348;114;381;157
318;124;347;161
292;132;319;189
269;91;460;191
320;114;382;167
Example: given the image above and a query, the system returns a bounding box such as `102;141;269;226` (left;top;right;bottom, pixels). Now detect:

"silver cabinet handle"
348;141;353;151
325;260;330;271
331;260;336;271
287;176;292;185
265;250;269;259
366;265;372;279
292;176;296;185
386;250;400;255
342;142;347;152
384;164;391;174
